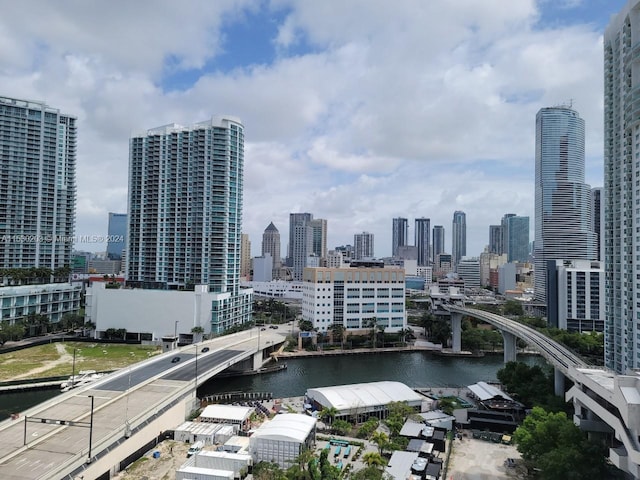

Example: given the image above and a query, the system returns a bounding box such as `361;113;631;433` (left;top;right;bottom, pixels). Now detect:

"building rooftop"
200;404;253;422
251;414;316;443
306;381;423;412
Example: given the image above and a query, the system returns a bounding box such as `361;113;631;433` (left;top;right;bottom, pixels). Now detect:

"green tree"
362;451;385;469
298;319;314;332
331;418;352;436
319;406;338;426
253;462;287;480
350;465;387;480
503;300;524;316
371;431;389;455
514;407;607;480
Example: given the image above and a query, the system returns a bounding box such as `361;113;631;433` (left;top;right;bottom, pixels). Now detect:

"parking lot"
447;435;524;480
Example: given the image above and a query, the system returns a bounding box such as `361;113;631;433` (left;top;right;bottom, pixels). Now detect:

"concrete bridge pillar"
501;331;517;363
451;312;462;353
252;351;263;371
554;368;565;397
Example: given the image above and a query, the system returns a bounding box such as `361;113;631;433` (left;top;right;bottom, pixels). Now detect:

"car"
260;327;266;331
201;347;209;353
171;356;181;363
269;325;278;329
505;458;516;468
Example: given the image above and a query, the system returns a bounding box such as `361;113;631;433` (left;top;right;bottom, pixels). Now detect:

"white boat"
60;370;104;392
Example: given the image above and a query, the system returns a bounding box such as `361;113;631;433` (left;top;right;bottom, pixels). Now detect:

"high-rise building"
240;233;251;279
590;187;604;262
415;218;431;266
488;225;502;254
0;96;76;270
288;213;313;281
107;212;127;260
126;116;251;333
534;106;596;304
392;217;409;257
500;213;515;255
505;215;530;263
354;232;375;260
452;211;466;268
605;4;640;373
432;225;445;260
309;218;327;261
262;222;281;278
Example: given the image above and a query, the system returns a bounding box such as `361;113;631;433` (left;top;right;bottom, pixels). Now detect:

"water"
199;351;545;398
0;352;545;420
0;389;60;420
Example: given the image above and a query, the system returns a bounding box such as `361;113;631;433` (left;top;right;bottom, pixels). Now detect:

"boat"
60;370;105;392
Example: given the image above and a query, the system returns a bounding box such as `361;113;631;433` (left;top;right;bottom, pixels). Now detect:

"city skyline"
0;1;626;259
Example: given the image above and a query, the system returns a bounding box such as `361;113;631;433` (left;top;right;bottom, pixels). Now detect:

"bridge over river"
0;327;286;480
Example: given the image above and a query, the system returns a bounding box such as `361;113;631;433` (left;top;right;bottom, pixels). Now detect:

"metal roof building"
249;414;316;468
305;381;425;419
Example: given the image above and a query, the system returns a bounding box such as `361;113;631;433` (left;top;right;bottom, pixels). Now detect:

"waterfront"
0;351;545;421
198;350;545;399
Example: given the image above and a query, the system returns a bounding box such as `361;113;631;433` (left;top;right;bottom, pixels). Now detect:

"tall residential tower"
354;232;375;260
0;96;76;270
604;3;640;373
126;116;251;333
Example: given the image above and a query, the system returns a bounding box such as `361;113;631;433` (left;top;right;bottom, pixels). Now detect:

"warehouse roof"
306;381;423;412
467;381;513;402
200;404;253;422
251;414;316;443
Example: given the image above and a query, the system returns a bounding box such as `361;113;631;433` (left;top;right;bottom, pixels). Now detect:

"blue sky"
0;0;631;257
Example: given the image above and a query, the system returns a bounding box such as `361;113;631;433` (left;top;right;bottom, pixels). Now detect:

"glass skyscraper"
452;211;466;268
534;106;596;304
107;212;127;260
505;215;529;263
432;225;445;260
415;217;431;266
126;116;251;333
0;96;76;270
392;217;408;257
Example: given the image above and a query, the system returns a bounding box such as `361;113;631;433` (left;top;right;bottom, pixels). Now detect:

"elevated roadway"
0;327;286;480
446;305;589;375
447;305;640;478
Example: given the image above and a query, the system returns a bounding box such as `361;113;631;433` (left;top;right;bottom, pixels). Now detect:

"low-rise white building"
302;266;406;332
547;259;604;332
243;280;303;300
249;414;316;469
0;283;81;325
85;282;253;340
200;405;253;432
174;422;236;445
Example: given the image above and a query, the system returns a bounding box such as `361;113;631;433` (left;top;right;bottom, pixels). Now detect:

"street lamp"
87;395;94;464
174;320;179;350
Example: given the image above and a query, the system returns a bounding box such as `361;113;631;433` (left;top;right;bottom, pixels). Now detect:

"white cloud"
0;0;611;258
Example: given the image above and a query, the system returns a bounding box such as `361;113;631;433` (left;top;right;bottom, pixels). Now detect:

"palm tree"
371;431;389;455
362;451;385;469
320;406;339;426
191;325;205;342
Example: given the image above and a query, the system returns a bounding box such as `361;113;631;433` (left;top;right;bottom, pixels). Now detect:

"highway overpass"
446;305;640;478
0;327;287;480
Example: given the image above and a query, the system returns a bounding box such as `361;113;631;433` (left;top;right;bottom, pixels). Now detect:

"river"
197;351;545;398
0;351;545;420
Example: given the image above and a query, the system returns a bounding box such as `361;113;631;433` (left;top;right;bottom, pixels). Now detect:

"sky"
0;0;630;258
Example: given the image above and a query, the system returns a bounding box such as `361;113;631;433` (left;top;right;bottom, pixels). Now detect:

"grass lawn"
0;342;162;381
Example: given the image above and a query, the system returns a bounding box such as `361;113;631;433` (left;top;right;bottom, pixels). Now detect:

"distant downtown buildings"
126;116;251;332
